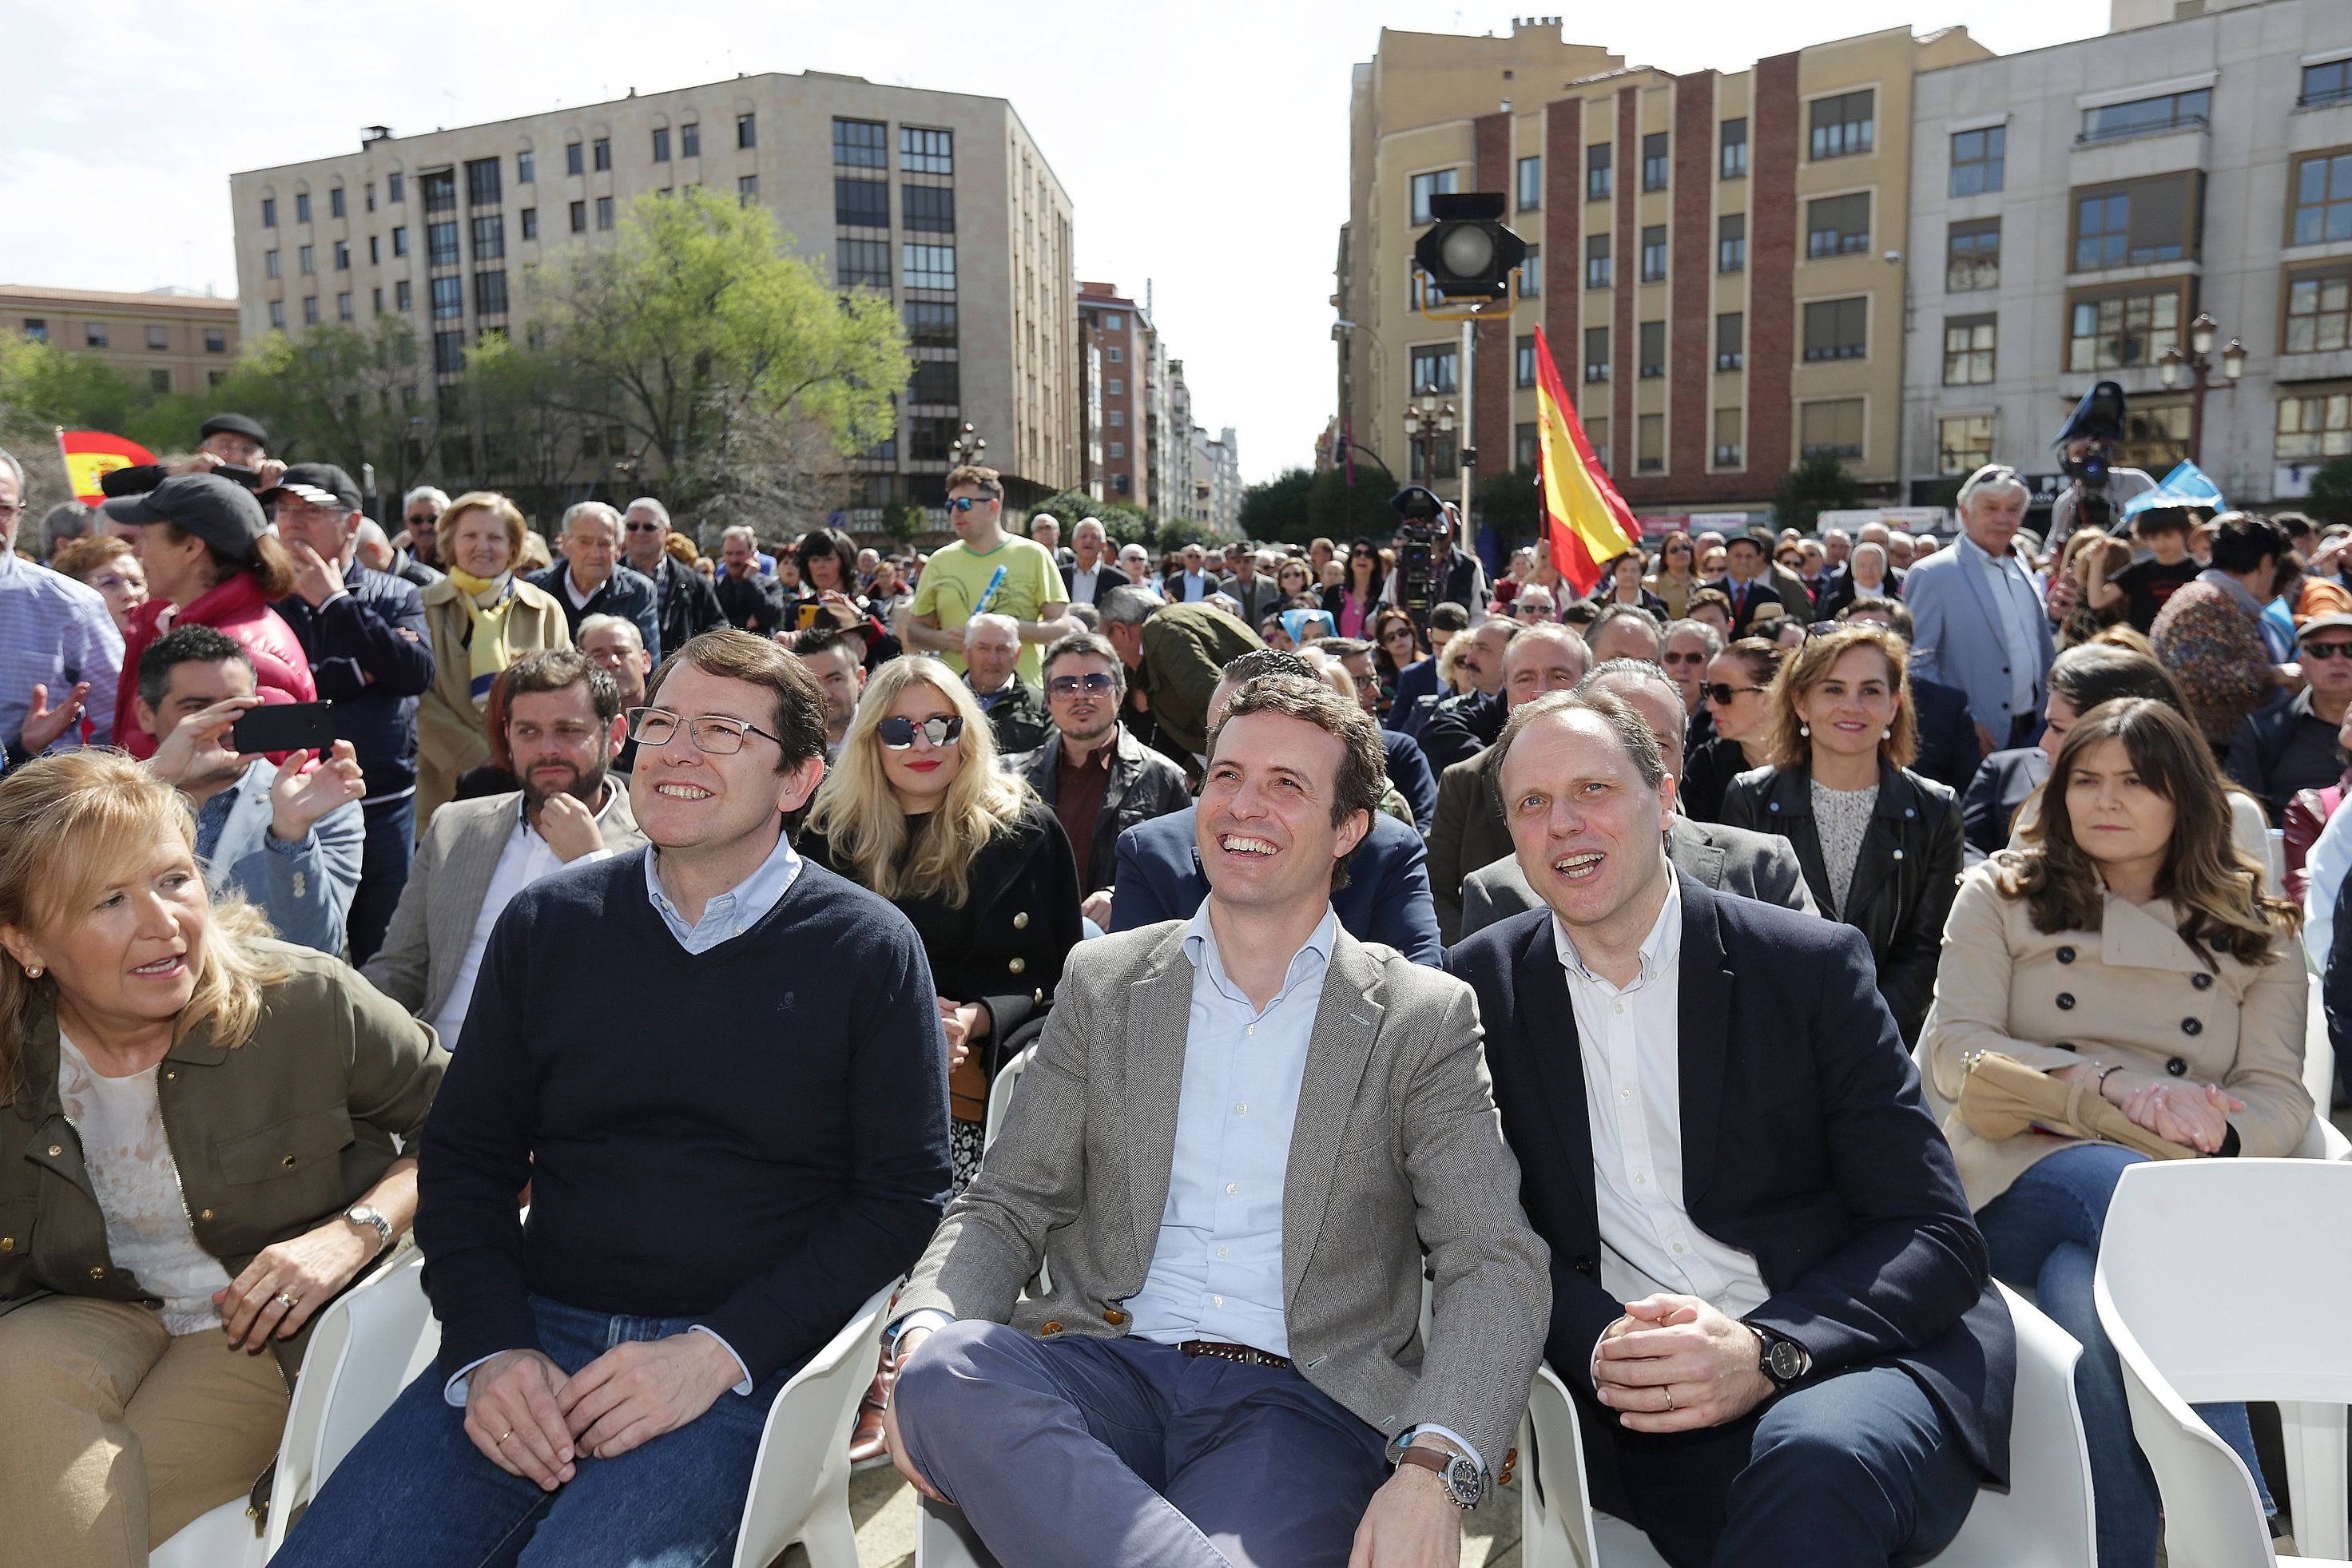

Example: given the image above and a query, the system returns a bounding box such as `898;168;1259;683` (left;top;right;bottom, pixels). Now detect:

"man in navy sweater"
277;631;953;1568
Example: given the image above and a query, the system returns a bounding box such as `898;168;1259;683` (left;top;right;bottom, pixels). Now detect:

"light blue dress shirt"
642;826;804;953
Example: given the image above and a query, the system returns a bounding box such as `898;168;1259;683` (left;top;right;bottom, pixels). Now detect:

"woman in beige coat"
1921;696;2310;1567
414;492;570;828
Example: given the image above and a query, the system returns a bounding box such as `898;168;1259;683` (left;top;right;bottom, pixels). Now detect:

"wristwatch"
343;1205;394;1254
1749;1324;1811;1390
1394;1443;1485;1510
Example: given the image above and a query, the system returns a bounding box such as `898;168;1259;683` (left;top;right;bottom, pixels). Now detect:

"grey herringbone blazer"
896;919;1551;1468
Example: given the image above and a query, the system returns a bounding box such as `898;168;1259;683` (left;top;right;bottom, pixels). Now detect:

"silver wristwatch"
1392;1439;1486;1509
344;1205;394;1253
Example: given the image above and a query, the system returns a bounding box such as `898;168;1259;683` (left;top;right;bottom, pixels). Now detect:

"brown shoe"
847;1360;895;1469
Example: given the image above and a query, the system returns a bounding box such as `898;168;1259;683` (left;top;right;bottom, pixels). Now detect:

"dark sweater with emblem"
415;852;952;1384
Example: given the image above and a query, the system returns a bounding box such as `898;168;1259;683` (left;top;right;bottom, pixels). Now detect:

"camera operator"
1378;490;1489;625
2046;382;2156;552
97;413;288;498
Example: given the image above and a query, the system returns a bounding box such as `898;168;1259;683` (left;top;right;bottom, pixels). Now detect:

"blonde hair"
0;752;288;1098
442;490;530;567
1761;623;1919;771
804;657;1035;906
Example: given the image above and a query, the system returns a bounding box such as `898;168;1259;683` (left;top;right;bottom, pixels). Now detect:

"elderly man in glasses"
1003;632;1190;927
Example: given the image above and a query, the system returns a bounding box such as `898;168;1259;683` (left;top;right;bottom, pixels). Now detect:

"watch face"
1445;1454;1484;1506
1767;1338;1805;1382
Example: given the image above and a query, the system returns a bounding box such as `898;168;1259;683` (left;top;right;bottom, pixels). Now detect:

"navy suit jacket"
1909;675;1985;795
1109;805;1444;965
274;566;432;796
1387;657;1440;732
1383;728;1439;834
1445;874;2012;1485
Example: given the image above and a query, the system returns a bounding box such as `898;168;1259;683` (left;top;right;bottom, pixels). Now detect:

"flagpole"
1458;316;1475;552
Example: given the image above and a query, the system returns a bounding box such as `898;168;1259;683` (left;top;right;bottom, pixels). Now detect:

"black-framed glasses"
948;496;994;513
1047;673;1118;697
624;520;665;533
626;707;781;755
876;715;964;749
2304;641;2352;661
406;511;439;526
1660;649;1709;665
1705;683;1764;705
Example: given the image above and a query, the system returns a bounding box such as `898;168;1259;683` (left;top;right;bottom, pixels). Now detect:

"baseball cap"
261;462;362;513
198;413;269;447
101;472;269;559
2297;614;2352;645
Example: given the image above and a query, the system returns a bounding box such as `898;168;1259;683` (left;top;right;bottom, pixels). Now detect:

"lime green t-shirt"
911;536;1065;683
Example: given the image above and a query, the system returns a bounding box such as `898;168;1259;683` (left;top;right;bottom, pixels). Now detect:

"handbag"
1956;1050;2195;1162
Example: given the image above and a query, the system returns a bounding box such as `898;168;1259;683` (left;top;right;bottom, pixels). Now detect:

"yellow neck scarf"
447;569;517;708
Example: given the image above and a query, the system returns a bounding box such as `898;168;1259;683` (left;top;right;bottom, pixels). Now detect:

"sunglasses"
1380;629;1416;644
1705;683;1764;705
948;496;992;513
1660;649;1708;665
1047;673;1118;697
624;521;665;533
2303;641;2352;661
877;715;965;749
406;512;439;526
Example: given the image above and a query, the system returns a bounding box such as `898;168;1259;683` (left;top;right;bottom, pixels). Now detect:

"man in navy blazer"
1445;689;2012;1567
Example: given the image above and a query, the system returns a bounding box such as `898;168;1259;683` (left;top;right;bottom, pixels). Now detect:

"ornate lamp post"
2157;312;2248;465
1404;386;1456;489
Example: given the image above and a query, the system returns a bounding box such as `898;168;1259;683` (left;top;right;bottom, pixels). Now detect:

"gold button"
1008;956;1027;975
1104;1308;1127;1325
46;1145;62;1157
89;1266;105;1280
163;1070;176;1082
1012;911;1031;931
0;1237;15;1252
1040;1320;1063;1335
199;1209;214;1221
281;1154;298;1169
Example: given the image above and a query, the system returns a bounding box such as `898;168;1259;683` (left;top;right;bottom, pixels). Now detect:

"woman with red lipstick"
1720;623;1963;1044
0;750;443;1567
1921;697;2310;1566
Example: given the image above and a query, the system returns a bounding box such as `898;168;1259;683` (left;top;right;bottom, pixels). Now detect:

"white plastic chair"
2096;1158;2352;1566
2306;975;2338;1130
730;1284;897;1568
982;1043;1037;1150
1519;1283;2097;1567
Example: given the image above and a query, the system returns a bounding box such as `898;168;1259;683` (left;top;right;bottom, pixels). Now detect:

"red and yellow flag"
1531;326;1639;595
57;428;157;506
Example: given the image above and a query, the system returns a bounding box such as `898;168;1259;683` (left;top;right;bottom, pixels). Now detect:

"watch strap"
1394;1445;1479;1508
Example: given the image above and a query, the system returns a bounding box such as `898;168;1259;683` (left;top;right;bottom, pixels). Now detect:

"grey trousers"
895;1322;1393;1568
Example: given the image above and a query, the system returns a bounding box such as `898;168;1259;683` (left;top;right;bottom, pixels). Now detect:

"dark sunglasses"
948;496;991;513
406;512;439;526
1380;628;1416;644
1660;649;1709;665
624;520;665;533
1047;673;1118;697
1705;683;1764;705
877;715;965;749
2304;641;2352;661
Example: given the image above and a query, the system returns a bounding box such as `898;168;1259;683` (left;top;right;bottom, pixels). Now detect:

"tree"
1024;486;1164;550
1476;464;1542;550
1772;453;1860;534
2306;455;2352;530
1305;465;1399;541
1238;468;1315;543
200;317;450;502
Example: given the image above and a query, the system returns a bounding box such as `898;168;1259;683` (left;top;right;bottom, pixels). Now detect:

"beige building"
227;73;1079;513
1338;19;1991;528
3;284;240;398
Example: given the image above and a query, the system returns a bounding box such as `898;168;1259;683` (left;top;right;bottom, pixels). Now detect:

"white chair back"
730;1284;897;1568
983;1042;1037;1150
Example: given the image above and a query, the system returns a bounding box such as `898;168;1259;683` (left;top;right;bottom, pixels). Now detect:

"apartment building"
3;285;240;398
1338;19;1991;523
227;73;1079;510
1078;280;1154;503
1903;0;2352;511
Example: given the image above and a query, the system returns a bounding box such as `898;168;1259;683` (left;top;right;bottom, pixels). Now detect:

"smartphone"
797;601;822;630
232;701;336;755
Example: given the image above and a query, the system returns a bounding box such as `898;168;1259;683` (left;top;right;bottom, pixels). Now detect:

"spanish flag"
1531;327;1639;595
57;428;157;506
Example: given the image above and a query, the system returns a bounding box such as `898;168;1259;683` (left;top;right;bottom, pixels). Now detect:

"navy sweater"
416;853;952;1384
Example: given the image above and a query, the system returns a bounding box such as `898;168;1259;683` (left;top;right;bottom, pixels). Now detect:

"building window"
2116;403;2191;470
903;243;956;291
336;292;353;322
737;175;759;205
143;324;167;350
330;187;345;219
1938;414;1995;474
652;127;671;163
1587;143;1611;201
1714;407;1742;467
910;359;959;404
568;201;586;234
833;117;886;167
904;300;957;347
2286;264;2352;353
1810;91;1874;161
20;318;44;342
368;235;379;264
422;171;455;212
595;196;614;231
2291;151;2352;247
1801;398;1865;460
371;288;382;313
1640;225;1667;284
1585;234;1611;290
394;280;411;312
1950;126;2005;196
836;177;888;227
1806;193;1870;258
302;296;319;325
295;192;311;223
431;276;463;320
2278;392;2352;460
365;181;375;212
387;173;403;203
566;142;584;176
901;126;953;174
1409;433;1459;484
1642;132;1670;193
1947;218;2000;292
909;416;959;462
1943;315;1996;384
1106;377;1122;394
475;271;508;316
2067;281;2185;371
268;300;285;330
427;222;459;267
1516;154;1542;211
1516;334;1536;388
205;328;225;352
1106;347;1122;363
1409;169;1458;225
209;370;227;387
1516;422;1540;470
1583;326;1611;383
1718;118;1748;181
1108;441;1126;458
1716;312;1744;371
1408;343;1460;393
1517;245;1540;297
1637;414;1664;472
1802;296;1869;361
681;123;700;158
391;225;407;257
517;150;534;185
2304;61;2352;109
465;157;501;208
904;184;955;232
593;137;611;172
333;240;351;270
299;244;315;275
2081;89;2209;145
434;330;464;375
1105;408;1123;427
148;368;170;393
1639;320;1666;379
265;249;280;279
2072;173;2198;270
262;196;276;227
837;238;891;288
737;113;757;149
1718;212;1746;273
521;207;538;240
1104;313;1123;331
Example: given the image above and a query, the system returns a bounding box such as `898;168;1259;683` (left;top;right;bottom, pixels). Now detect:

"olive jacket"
0;943;446;1379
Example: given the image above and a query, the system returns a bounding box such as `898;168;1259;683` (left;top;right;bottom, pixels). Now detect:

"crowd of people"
0;419;2344;1568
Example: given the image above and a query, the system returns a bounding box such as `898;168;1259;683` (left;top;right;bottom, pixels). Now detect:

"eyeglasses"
1659;649;1708;665
406;511;439;526
624;521;665;534
626;707;781;755
1047;673;1118;697
876;715;965;749
1705;683;1764;705
2304;641;2352;661
948;496;994;513
1380;629;1416;645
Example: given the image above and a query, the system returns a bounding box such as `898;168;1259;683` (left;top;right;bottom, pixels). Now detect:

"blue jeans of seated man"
271;1295;782;1568
347;794;414;967
1977;1142;2274;1568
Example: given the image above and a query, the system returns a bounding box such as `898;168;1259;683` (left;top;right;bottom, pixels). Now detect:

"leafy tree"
1238;468;1315;543
1024;486;1164;550
1305;464;1399;541
1476;464;1542;550
1772;453;1860;534
2306;455;2352;530
200;318;449;502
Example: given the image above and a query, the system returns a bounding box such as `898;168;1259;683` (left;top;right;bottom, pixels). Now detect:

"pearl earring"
1884;727;1894;740
1799;723;1811;737
24;966;41;979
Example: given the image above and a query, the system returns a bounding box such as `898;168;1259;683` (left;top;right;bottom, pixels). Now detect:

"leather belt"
1178;1339;1292;1371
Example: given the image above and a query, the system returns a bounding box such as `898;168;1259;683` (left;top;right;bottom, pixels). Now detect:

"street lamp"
2156;312;2248;465
1404;386;1456;489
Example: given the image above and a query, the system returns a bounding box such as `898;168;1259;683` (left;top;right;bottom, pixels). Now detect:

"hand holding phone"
231;701;336;756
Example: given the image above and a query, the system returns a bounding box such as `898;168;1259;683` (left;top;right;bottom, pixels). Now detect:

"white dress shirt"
430;782;622;1045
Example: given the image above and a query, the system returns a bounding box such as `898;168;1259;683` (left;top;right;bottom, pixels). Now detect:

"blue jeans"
1977;1143;2273;1568
348;794;415;967
272;1295;781;1568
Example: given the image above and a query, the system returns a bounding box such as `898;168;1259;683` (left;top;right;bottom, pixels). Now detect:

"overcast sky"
3;0;2108;483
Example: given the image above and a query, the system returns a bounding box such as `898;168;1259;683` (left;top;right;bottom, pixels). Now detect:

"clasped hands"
463;1332;743;1490
2058;1061;2243;1154
1591;1294;1776;1434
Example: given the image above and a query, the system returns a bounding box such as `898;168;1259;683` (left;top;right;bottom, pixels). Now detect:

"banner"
1530;327;1639;594
57;428;157;506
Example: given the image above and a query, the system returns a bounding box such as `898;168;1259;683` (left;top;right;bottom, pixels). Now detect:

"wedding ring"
496;1431;514;1446
1663;1387;1676;1411
272;1292;299;1310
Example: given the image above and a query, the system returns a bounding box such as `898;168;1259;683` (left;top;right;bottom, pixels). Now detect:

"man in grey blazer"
1905;465;2054;756
363;649;645;1040
883;673;1550;1568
